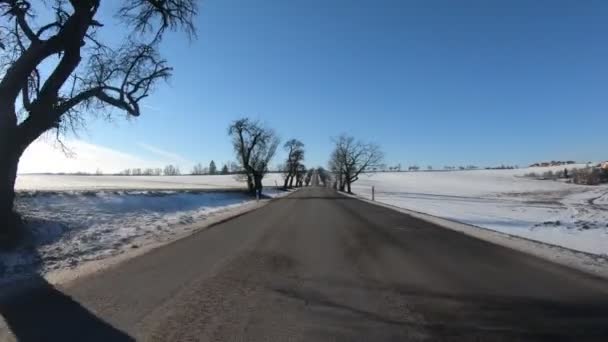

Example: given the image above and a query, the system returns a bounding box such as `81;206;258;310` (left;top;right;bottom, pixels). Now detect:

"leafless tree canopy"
191;162;205;175
0;1;197;144
282;138;305;189
164;164;180;176
329;135;383;193
228;118;279;195
0;0;198;238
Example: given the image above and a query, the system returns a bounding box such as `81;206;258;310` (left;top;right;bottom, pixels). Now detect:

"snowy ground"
15;173;285;191
2;174;288;285
352;165;608;256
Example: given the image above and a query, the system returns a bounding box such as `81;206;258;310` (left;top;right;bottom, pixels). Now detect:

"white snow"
351;165;608;256
15;173;285;191
1;174;289;285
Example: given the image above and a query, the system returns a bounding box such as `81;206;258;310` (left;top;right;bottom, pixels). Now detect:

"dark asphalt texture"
1;186;607;341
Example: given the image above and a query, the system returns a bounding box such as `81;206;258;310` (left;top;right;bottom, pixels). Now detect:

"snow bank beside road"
352;166;608;255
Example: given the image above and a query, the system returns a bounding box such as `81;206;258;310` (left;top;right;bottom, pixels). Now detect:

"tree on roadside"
209;160;217;175
329;135;383;193
304;168;314;186
0;0;198;243
294;164;307;187
281;139;304;189
220;164;229;175
228;118;279;197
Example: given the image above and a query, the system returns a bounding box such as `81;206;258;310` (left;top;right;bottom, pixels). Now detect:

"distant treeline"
529;160;577;167
363;163;520;173
41;160;289;176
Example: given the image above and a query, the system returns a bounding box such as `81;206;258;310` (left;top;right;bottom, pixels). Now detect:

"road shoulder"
344;191;608;280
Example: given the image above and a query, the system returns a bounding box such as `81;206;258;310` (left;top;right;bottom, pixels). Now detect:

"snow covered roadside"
348;194;608;279
1;186;290;287
348;166;608;278
351;166;608;256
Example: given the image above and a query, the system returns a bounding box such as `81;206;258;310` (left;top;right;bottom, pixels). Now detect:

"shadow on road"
0;275;133;342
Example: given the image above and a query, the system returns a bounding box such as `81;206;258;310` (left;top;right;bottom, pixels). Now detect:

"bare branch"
35;22;61;38
118;0;197;43
0;0;39;42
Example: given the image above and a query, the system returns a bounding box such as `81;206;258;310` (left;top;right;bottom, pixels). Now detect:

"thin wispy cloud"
141;103;161;112
136;142;193;166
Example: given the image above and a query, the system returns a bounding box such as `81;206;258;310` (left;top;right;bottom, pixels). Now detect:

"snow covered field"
352;165;608;256
2;174;287;285
15;173;285;191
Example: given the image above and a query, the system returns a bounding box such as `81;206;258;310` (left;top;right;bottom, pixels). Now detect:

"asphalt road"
1;187;608;341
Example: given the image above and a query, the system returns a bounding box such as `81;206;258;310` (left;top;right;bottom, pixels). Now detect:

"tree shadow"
0;277;133;341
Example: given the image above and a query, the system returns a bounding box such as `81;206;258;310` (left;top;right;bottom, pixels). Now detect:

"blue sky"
23;0;608;172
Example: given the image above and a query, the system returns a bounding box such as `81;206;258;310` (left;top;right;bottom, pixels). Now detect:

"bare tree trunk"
254;174;263;198
0;122;24;245
346;180;352;193
283;174;290;189
289;175;294;188
246;173;255;194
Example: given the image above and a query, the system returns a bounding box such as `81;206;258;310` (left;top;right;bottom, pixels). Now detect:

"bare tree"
191;162;204;175
0;0;198;242
163;164;180;176
329;135;383;193
228;118;279;197
282;139;304;189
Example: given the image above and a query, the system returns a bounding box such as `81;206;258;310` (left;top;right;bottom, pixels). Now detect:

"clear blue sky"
56;0;608;170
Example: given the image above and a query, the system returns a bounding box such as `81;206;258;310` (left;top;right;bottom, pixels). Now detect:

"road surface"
1;187;607;341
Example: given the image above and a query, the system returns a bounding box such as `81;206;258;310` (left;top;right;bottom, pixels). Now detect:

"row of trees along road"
227;118;313;197
329;135;384;193
0;0;198;244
